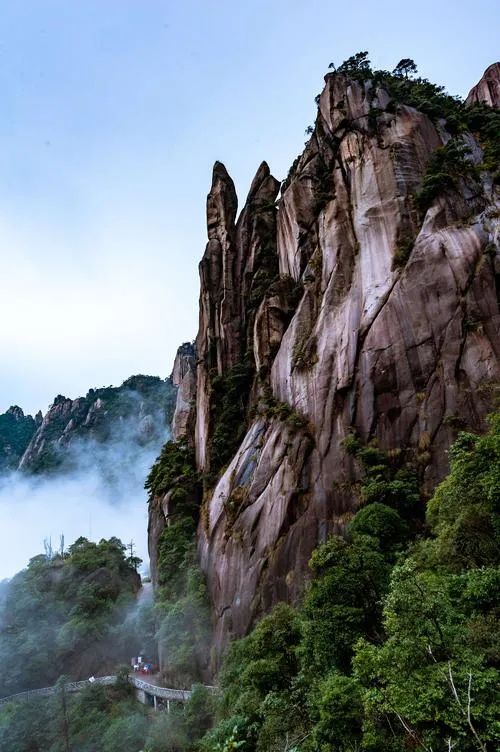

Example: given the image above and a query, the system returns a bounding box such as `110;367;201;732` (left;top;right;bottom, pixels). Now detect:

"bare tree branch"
445;664;486;752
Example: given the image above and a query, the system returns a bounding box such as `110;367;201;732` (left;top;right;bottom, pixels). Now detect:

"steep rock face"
195;161;280;471
466;62;500;107
195;162;239;471
171;342;197;441
147;345;198;589
196;73;500;655
148;162;281;585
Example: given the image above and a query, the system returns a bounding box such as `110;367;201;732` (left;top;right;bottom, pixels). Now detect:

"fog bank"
0;420;168;578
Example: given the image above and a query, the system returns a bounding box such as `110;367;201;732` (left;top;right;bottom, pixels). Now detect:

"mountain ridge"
0;374;176;476
149;57;500;661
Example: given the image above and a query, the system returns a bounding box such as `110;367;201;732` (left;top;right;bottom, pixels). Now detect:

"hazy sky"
0;0;498;415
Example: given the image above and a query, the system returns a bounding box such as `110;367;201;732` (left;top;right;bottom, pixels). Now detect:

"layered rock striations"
171;342;197;442
195;161;280;471
153;64;500;658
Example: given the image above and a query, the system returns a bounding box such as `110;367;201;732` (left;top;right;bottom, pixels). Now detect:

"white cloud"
0;214;199;413
0;411;168;579
0;470;149;579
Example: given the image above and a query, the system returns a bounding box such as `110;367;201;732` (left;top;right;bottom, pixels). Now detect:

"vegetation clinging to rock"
208;360;254;482
145;440;209;684
416;138;479;212
201;415;500;751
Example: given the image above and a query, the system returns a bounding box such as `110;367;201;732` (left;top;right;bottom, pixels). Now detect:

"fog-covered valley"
0;376;175;579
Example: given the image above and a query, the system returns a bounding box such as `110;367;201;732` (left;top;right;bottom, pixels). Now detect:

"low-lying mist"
0;414;170;579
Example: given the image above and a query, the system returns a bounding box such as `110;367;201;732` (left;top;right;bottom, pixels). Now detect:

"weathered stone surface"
195;163;238;471
146;342;198;588
195;70;500;657
199;417;314;641
253;276;302;374
149;64;499;662
148;490;167;589
195;161;280;471
171;342;197;442
466;62;500;107
19;395;74;470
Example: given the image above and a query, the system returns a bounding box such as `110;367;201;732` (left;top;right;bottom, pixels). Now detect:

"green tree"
426;414;500;569
416;138;479;213
206;604;303;751
145;710;189;752
0;536;140;695
337;51;372;77
353;416;500;750
392;58;418;78
300;535;391;674
348;502;409;555
102;713;149;752
354;561;500;750
0;698;52;752
311;672;364;750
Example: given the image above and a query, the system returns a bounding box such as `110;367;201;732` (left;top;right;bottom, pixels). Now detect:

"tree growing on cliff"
353;415;500;749
337;51;372;76
416;138;479;212
393;58;418;78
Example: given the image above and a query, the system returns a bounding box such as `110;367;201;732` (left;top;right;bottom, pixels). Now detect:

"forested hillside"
0;537;143;697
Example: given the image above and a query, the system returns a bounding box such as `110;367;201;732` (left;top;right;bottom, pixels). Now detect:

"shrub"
348;502;409;553
209;361;254;479
145;440;199;505
392;234;415;269
416;139;479;213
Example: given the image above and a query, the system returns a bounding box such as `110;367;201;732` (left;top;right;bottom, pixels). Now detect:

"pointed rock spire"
206;161;238;241
466;62;500;107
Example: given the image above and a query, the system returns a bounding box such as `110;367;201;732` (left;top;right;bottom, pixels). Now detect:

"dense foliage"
204;414;500;751
146;440;210;685
0;678;214;752
4;418;497;752
415;139;480;212
82;375;177;443
208;361;254;481
0;537;142;696
0;407;37;472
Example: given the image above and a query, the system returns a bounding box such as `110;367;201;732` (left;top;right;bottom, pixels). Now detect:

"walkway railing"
130;676;192;702
0;675;199;706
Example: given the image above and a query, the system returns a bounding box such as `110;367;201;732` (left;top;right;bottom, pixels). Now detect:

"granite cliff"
149;59;500;661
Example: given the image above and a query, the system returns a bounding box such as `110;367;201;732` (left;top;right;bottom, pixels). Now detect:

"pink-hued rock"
171;342;197;442
195;161;280;470
195;71;500;657
151;65;500;662
466;62;500;107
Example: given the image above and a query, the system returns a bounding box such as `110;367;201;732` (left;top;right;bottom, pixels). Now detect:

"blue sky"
0;0;498;415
